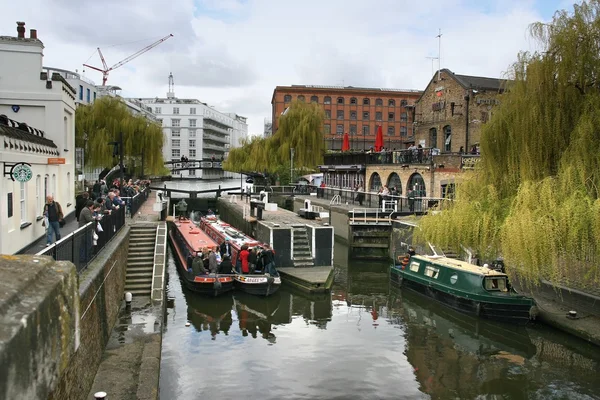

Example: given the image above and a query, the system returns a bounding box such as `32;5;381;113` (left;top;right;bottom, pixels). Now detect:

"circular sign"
11;163;33;183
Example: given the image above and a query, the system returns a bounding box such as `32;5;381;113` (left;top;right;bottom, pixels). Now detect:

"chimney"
30;29;37;39
16;21;25;38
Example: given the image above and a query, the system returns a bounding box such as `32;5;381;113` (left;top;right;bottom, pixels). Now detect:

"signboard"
48;158;66;165
462;156;481;170
8;162;33;182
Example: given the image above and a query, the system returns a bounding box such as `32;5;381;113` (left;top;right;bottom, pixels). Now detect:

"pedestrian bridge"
164;159;223;172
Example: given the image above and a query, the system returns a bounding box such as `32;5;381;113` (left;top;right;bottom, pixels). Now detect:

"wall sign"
4;162;33;182
7;193;13;218
11;105;20;113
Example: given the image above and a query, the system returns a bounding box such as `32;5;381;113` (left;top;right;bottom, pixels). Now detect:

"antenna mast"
167;72;175;98
426;57;438;77
436;28;442;80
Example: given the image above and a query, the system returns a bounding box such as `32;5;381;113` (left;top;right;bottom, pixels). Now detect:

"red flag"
342;132;350;151
374;125;384;152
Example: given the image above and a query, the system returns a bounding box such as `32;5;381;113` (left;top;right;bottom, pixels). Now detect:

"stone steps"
124;226;157;297
292;226;314;267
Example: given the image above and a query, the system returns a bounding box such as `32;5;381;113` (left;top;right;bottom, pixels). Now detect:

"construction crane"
83;33;173;86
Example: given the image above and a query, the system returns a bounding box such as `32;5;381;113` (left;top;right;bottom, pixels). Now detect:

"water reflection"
161;242;600;400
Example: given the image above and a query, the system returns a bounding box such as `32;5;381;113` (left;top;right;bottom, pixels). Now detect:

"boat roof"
175;219;218;252
202;216;261;249
413;254;506;277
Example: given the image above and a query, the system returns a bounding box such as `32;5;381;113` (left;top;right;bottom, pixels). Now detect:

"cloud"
1;0;570;136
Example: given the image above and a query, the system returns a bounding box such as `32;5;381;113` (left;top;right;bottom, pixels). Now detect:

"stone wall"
48;226;130;400
0;256;78;400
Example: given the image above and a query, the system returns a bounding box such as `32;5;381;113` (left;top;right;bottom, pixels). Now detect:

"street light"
108;131;124;187
290;147;295;184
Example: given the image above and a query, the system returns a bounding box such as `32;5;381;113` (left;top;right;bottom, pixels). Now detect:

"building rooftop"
451;70;508;91
281;85;422;93
0;36;43;46
0;115;59;152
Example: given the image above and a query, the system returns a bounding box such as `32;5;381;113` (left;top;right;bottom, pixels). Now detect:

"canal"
159;180;600;399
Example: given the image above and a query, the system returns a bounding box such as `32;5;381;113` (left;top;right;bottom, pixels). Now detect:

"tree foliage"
75;97;166;175
416;1;600;288
224;101;325;182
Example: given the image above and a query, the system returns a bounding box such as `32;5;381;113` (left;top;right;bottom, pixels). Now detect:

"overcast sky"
2;0;574;135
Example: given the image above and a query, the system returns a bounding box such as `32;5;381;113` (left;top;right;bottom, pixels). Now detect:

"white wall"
0;36;76;254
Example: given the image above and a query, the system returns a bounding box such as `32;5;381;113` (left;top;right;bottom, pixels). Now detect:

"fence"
130;187;150;217
310;186;448;213
36;206;126;273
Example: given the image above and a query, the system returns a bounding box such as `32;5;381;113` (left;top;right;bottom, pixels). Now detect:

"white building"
0;21;76;254
47;67;98;107
136;74;248;180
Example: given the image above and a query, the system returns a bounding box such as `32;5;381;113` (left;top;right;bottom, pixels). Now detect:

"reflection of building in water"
395;287;600;399
274;289;332;329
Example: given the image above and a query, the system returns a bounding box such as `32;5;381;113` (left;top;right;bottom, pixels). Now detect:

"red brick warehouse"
271;85;422;150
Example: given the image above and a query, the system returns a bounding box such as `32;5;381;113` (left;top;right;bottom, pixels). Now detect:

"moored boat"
168;218;234;296
391;251;537;325
200;216;281;296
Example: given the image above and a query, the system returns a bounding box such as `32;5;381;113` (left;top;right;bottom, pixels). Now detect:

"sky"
1;0;577;136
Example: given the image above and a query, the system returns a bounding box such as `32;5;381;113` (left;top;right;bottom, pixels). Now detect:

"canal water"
160;180;600;399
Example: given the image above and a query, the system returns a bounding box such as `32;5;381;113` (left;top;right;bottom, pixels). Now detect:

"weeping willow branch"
417;0;600;289
224;100;325;179
75;97;166;175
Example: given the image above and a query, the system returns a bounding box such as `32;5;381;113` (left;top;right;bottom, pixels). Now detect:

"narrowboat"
200;216;281;296
168;218;234;296
391;252;537;325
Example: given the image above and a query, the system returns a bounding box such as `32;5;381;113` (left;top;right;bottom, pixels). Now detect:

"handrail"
330;195;341;205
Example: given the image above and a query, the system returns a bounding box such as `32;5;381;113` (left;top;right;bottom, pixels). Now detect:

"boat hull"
169;230;234;297
234;275;281;296
391;265;534;325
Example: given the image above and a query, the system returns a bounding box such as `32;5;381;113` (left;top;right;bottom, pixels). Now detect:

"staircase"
292;225;314;267
125;225;157;297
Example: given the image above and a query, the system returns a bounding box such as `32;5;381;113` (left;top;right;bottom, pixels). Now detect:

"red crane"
84;34;173;86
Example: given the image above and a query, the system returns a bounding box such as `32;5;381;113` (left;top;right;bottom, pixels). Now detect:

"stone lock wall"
0;256;78;400
48;226;130;400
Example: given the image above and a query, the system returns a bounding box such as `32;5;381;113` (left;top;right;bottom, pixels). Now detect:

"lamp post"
108;131;124;188
290;147;295;185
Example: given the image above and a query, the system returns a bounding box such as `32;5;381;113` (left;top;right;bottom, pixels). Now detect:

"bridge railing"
36;206;126;273
310;185;449;213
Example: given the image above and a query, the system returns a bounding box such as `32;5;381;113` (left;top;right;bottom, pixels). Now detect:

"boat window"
424;266;439;279
409;262;420;272
484;277;507;291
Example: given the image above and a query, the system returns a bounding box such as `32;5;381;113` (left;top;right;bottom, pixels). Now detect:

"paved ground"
21;216;80;255
86;296;162;400
131;191;162;223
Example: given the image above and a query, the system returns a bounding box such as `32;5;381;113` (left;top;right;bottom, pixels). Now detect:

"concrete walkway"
131;191;162;224
86;297;163;400
20;215;79;255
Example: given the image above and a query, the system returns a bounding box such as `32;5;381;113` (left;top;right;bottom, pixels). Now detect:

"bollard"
125;292;132;308
94;391;107;399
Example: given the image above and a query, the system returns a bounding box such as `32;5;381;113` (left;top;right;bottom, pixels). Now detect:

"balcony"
321;150;478;169
203;132;229;144
203;142;227;152
204;116;232;129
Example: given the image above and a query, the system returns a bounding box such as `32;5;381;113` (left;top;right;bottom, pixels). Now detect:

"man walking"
43;195;63;246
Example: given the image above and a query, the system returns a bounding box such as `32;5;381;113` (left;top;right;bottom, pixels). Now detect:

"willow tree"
417;0;600;288
224;100;325;180
75;97;166;175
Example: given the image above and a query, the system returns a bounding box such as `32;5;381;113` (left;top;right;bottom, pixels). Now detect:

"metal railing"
36;206;126;273
310;185;449;213
350;208;394;224
130;187;150;217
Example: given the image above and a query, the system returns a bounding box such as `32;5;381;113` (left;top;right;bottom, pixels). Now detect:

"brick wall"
48;226;130;400
415;70;503;152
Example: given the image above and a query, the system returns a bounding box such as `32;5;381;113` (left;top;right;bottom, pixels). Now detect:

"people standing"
208;249;219;274
248;248;258;273
239;244;250;274
220;238;231;258
43;196;64;246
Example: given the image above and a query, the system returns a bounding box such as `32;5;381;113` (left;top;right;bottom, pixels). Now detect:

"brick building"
414;69;507;153
271;85;422;150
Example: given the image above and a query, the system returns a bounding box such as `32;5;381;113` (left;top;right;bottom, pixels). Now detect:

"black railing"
36;206;126;273
130;187;150;218
323;149;437;166
307;186;447;213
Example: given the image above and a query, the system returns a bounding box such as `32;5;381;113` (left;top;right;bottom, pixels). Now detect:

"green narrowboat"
391;253;537;325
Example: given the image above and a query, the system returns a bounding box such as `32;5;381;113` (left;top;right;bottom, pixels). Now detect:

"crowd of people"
187;238;277;276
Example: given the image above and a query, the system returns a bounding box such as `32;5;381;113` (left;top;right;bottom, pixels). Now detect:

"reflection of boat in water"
391;286;537;359
234;292;281;342
181;286;234;336
168;218;234;296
